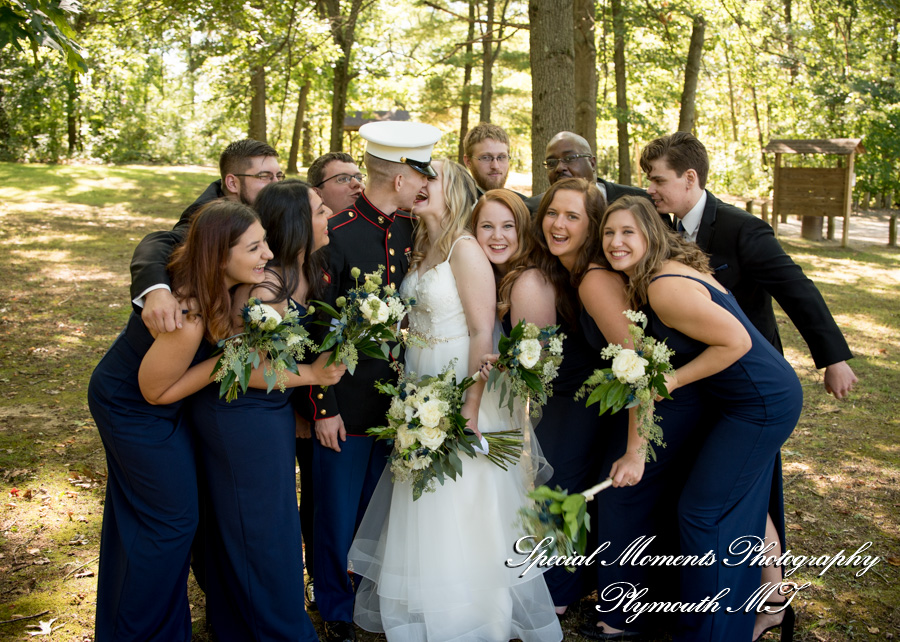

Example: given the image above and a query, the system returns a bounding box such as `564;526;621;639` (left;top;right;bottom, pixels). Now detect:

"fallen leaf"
26;617;60;636
869;627;880;634
73;569;93;578
787;524;804;531
886;557;900;567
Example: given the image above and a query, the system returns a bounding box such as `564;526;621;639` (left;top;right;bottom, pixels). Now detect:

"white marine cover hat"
359;121;442;178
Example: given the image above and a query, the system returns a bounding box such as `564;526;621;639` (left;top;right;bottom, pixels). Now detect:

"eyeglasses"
474;154;511;164
317;173;366;187
542;154;593;169
233;171;286;182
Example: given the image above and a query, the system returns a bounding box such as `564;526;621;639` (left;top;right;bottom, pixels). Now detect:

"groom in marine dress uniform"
309;121;441;642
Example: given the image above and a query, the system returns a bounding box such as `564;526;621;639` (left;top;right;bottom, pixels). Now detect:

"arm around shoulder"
139;317;212;405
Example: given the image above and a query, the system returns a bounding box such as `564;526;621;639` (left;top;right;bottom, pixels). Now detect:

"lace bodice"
399;237;472;346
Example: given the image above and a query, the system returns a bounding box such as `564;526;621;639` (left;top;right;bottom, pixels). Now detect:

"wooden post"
842;152;854;247
745;199;754;215
827;217;835;240
773;153;782;235
889;215;897;247
761;201;769;224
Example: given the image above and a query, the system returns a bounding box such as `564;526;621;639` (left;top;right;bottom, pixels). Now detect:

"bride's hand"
461;398;481;440
477;353;500;378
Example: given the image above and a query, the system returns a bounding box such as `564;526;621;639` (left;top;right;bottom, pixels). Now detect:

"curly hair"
168;200;260;343
409;159;479;269
601;195;713;308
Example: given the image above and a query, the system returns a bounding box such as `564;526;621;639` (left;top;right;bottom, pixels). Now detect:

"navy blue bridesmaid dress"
503;307;615;608
188;302;318;642
647;275;802;642
88;312;206;642
582;296;709;635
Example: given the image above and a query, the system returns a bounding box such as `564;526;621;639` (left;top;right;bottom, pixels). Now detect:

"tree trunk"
573;0;597;154
529;0;576;194
330;56;351;152
678;14;705;133
249;65;268;143
302;123;313;166
750;84;767;168
723;39;738;142
611;0;630;185
784;0;798;82
321;0;365;153
288;80;311;174
480;0;495;123
66;69;79;154
459;0;476;163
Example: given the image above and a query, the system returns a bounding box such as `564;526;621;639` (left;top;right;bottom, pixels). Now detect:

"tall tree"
611;0;630;184
288;80;311;174
529;0;575;193
249;65;268;142
480;0;496;123
678;14;705;133
318;0;365;152
459;0;477;162
573;0;597;153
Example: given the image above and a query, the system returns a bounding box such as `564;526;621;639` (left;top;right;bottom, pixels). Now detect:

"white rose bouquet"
482;320;565;416
311;266;413;376
369;363;524;501
213;298;317;402
577;310;674;459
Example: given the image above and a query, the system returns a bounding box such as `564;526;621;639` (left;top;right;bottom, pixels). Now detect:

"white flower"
548;336;563;355
285;333;305;347
522;323;541;340
386;297;407;322
360;295;390;324
417;424;446;450
652;341;672;364
600;344;622;360
518;339;542;369
408;452;432;470
611;349;649;384
396;425;417;450
624;309;648;326
389;397;406;420
417;399;444;428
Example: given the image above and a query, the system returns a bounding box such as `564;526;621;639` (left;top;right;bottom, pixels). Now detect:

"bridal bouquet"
311;266;413;375
369;363;523;500
213;298;316;402
518;480;612;560
482;320;564;416
577;310;673;459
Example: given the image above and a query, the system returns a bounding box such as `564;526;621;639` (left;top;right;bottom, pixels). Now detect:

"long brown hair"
531;178;607;327
470;189;543;321
601;195;713;308
168;200;260;343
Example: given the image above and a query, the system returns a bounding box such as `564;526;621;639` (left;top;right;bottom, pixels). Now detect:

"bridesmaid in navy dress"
189;179;346;641
88;201;274;641
529;179;631;616
601;196;802;642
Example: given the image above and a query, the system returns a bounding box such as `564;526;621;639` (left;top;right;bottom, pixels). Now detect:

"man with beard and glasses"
462;122;528;202
308;152;365;215
129;139;282;334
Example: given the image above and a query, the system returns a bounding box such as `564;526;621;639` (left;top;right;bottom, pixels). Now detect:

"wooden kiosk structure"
763;138;865;247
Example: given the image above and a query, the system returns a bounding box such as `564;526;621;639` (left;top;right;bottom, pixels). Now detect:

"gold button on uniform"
348;212;355;218
320;409;327;415
317;393;324;399
388;232;392;239
389;248;395;256
390;265;396;273
378;216;385;224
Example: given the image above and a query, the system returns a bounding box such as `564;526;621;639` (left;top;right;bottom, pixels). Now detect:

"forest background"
2;0;899;202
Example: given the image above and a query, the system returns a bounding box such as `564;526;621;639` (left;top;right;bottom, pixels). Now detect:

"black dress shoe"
323;620;357;642
578;620;642;640
304;578;317;612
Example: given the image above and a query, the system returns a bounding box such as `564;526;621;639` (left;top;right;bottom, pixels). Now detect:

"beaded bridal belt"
406;330;469;346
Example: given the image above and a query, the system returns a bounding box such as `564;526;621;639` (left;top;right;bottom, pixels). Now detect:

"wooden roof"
763;138;865;155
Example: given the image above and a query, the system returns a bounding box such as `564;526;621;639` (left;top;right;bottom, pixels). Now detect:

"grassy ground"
0;162;898;641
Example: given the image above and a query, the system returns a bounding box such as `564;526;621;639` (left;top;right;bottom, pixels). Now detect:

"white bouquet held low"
311;266;413;376
369;363;523;501
577;310;674;459
213;298;316;402
483;320;565;416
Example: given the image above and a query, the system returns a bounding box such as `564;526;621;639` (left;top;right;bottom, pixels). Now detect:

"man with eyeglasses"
129;138;282;334
462;122;526;198
307;152;366;215
527;131;648;213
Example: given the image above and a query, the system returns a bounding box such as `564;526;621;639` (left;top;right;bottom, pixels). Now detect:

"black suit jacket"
525;177;649;214
129;180;224;304
697;191;852;368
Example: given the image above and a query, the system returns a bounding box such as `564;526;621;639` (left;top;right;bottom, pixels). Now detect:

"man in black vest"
638;131;857;398
527;131;648;213
310;121;441;642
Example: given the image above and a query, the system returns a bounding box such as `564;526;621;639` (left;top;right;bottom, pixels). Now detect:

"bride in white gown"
348;160;562;642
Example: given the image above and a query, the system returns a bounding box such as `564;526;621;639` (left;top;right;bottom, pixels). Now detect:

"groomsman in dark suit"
310;121;441;642
527;131;648;212
462;122;528;202
129;139;281;333
638;131;857;398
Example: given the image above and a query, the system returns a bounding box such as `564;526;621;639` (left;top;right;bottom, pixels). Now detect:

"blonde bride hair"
409;159;479;270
